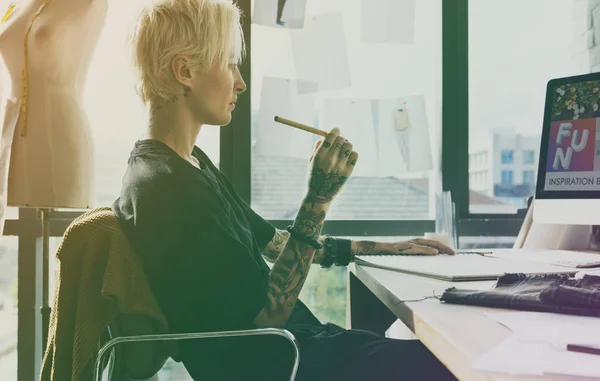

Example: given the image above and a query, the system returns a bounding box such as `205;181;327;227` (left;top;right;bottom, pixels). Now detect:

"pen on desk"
274;116;328;137
455;251;493;256
567;344;600;356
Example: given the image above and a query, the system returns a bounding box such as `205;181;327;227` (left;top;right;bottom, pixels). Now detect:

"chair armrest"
94;328;300;381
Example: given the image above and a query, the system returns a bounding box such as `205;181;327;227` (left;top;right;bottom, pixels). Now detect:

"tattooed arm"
254;128;357;328
253;200;328;328
263;233;454;265
261;229;290;263
261;229;327;264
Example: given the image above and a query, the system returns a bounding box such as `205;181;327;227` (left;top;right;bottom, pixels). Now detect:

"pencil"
274;116;328;137
567;344;600;356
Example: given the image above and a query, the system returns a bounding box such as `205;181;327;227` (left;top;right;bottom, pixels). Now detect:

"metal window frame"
443;0;527;222
10;1;523;380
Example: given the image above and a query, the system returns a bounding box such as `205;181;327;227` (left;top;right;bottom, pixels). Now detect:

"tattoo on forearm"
305;168;348;207
351;240;378;256
266;206;325;311
273;230;285;246
293;207;326;240
262;230;290;262
267;238;315;308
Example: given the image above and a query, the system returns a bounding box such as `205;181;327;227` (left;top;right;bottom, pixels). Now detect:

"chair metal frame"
94;328;300;381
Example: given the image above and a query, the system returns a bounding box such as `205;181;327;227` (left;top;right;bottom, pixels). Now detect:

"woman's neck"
147;98;201;162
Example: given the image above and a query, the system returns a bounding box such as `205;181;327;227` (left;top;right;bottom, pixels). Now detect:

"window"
523;150;536;165
468;0;584;214
251;0;442;221
500;150;513;164
523;170;536;185
501;170;513;185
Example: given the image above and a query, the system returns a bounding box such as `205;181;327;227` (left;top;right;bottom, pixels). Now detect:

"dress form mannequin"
0;0;107;219
0;0;107;351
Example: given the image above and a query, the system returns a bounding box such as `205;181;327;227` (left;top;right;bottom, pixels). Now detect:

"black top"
112;139;293;379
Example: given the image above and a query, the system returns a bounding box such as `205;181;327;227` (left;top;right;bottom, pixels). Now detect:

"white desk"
346;263;578;381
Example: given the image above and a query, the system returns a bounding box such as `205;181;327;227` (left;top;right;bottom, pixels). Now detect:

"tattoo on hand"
397;245;412;255
306;168;348;206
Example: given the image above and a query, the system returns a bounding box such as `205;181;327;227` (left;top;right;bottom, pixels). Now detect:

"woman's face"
189;62;246;126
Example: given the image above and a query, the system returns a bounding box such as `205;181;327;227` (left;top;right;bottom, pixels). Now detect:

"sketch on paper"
374;96;433;175
253;0;307;29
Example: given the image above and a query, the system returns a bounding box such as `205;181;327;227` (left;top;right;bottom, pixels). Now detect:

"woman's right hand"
305;128;359;208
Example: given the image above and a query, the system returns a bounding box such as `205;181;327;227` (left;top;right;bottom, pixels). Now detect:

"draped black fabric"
442;273;600;317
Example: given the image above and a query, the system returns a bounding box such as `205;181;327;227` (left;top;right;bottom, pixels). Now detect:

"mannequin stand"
40;208;52;351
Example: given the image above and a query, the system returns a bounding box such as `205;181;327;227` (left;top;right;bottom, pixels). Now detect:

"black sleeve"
209;166;276;249
239;199;276;249
196;149;277;248
132;174;268;332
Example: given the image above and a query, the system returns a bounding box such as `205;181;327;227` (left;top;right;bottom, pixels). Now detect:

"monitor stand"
514;199;593;250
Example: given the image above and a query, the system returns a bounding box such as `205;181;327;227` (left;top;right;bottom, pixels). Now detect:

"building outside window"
501;170;513;185
523;150;536;164
523;170;536;185
500;150;514;164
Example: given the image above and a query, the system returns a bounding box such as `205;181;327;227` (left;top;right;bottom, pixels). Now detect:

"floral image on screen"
551;80;600;121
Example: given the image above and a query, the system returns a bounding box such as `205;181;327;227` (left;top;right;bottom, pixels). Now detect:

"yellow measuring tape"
19;0;53;137
1;4;16;23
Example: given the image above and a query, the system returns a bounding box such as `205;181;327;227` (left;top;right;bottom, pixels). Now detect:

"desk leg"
347;271;396;336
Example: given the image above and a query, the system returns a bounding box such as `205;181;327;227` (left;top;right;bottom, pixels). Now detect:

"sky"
468;0;583;150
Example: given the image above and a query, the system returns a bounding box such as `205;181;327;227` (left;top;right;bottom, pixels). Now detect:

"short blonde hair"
129;0;245;105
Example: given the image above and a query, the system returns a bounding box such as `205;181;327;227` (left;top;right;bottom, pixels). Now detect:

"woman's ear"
171;54;194;88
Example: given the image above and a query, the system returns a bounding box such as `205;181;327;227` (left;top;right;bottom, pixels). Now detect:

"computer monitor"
534;72;600;225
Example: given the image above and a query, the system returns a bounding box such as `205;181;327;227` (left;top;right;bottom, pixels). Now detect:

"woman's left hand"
384;238;455;256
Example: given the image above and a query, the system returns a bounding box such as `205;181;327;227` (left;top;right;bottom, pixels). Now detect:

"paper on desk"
485;311;600;346
473;335;600;378
576;268;600;279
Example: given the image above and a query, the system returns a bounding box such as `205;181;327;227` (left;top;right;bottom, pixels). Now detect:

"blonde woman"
113;0;456;379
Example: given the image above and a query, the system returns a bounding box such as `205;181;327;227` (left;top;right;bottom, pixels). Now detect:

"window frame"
449;0;530;221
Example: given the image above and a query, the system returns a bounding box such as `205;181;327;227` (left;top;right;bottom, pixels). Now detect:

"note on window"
374;95;433;175
360;0;416;45
256;77;317;158
321;98;379;177
252;0;307;29
290;13;351;93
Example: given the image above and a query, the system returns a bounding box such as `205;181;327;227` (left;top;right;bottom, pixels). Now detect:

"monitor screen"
534;72;600;225
537;73;600;199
